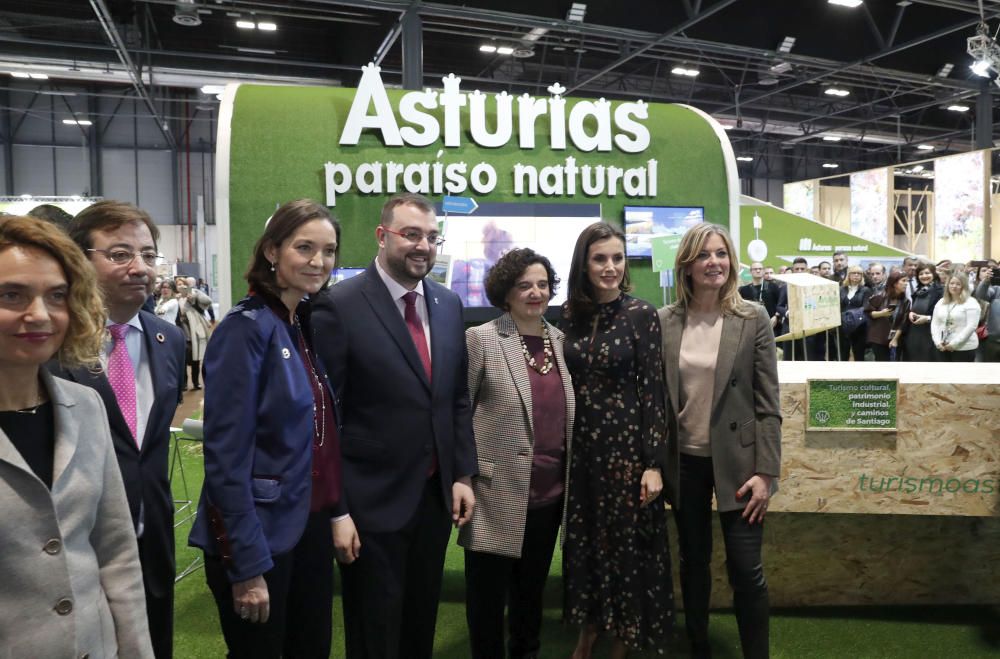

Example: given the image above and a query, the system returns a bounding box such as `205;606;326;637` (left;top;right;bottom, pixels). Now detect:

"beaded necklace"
520;321;554;375
294;316;326;447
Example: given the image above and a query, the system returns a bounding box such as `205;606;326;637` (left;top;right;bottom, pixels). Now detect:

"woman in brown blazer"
658;223;781;659
459;248;575;659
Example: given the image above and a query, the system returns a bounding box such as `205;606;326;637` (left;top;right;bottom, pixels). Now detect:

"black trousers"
339;476;452;659
184;342;201;388
137;536;173;659
204;510;335;659
939;349;976;362
839;328;867;362
464;500;562;659
869;343;890;362
673;454;769;659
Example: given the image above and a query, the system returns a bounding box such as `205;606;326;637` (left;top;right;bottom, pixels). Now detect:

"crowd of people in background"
11;193;998;659
739;250;999;363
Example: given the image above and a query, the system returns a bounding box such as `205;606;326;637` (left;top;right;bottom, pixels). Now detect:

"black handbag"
841;307;866;334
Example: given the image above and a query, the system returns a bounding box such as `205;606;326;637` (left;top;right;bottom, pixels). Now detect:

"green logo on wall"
806;379;898;431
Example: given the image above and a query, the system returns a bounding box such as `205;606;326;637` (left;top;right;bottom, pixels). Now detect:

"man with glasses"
54;200;186;659
313;193;476;659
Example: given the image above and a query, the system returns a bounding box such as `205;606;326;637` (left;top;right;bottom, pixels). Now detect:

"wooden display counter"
669;362;1000;607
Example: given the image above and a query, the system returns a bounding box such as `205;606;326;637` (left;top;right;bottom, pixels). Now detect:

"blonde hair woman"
931;272;980;362
0;216;153;658
839;265;871;361
658;223;781;659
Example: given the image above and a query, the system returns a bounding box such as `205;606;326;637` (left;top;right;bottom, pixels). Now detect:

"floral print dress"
561;294;674;651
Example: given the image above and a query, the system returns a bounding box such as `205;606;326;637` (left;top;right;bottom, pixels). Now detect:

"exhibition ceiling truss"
4;0;1000;179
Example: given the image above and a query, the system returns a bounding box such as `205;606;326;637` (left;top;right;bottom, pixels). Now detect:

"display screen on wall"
934;150;985;263
439;202;601;309
783;180;816;220
623;206;704;258
849;168;889;245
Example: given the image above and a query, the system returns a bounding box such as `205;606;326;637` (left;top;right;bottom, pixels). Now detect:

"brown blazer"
658;303;781;512
458;313;575;558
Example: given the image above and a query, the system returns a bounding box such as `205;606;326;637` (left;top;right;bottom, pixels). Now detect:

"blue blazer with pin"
312;260;477;533
188;294;341;583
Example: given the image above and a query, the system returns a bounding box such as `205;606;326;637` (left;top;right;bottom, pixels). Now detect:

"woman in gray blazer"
659;223;781;659
0;215;153;658
459;248;575;659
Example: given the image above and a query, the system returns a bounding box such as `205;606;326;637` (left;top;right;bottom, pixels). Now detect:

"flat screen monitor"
436;201;602;322
329;267;365;285
623;205;704;258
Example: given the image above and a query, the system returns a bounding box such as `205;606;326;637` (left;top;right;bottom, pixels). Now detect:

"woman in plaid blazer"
459;248;575;659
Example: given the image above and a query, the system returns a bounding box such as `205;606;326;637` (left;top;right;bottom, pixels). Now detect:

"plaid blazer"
458;313;575;558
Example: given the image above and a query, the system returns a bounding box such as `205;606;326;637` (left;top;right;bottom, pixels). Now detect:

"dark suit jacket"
738;281;781;319
49;310;186;599
312;262;477;534
658;304;782;512
187;295;340;583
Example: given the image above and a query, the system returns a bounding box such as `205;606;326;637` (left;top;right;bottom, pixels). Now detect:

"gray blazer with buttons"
658;303;782;512
458;313;576;558
0;370;154;659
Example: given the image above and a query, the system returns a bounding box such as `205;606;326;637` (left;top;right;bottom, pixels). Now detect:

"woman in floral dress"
561;222;673;658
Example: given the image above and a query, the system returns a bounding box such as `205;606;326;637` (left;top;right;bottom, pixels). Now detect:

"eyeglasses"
382;226;446;247
87;248;163;267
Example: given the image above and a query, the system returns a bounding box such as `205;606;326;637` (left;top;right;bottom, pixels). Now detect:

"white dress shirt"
374;257;432;359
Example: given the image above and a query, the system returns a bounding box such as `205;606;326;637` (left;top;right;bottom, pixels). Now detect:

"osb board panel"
774;382;1000;516
666;513;1000;607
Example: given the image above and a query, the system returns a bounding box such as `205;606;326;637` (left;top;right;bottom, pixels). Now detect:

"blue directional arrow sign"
442;195;478;214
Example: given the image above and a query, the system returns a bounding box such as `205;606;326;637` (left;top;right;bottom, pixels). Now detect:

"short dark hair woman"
898;261;942;362
0;216;154;657
460;247;575;659
560;222;673;657
659;223;781;658
188;199;344;658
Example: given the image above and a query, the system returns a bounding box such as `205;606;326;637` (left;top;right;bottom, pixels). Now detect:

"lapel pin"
434;297;439;304
282;348;291;359
155;332;165;343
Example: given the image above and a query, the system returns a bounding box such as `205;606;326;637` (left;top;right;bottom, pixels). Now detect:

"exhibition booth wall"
215;64;738;311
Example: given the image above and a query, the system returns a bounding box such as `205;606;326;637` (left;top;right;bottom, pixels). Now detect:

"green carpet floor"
169;438;1000;658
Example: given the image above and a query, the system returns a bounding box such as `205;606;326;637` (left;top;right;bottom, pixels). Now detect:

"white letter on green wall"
340;63;402;146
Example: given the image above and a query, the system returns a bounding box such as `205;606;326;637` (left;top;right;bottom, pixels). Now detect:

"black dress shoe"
193;385;202;390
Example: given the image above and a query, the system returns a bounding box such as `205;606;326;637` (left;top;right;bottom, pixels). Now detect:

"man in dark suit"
738;262;782;331
313;193;477;659
57;201;186;659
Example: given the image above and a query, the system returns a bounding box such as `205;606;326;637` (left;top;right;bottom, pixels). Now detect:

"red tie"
403;291;432;381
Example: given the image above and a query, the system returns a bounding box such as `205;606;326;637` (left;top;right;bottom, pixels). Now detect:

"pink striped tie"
108;324;138;444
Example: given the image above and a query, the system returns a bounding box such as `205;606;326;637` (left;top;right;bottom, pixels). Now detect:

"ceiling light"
257;21;277;31
778;36;796;54
722;125;734;130
971;59;992;77
916;144;934;150
10;72;30;78
824;87;850;97
235;47;277;55
19;194;31;200
828;0;863;7
671;66;699;77
936;63;954;77
567;3;586;22
736;156;753;162
62;119;92;126
947;104;970;112
522;27;548;42
770;61;792;74
496;46;515;55
912;165;924;172
173;0;202;27
28;73;48;80
479;44;497;53
822;162;840;168
200;84;226;96
822;136;841;142
236;19;256;29
967;23;1000;79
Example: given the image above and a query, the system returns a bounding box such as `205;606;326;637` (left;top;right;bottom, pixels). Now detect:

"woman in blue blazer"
189;199;343;658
